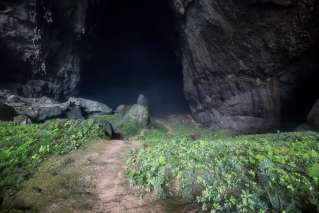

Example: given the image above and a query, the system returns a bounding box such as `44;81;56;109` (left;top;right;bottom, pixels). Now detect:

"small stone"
137;94;148;108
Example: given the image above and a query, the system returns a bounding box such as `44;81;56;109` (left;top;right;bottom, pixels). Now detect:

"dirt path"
88;140;164;213
10;139;197;213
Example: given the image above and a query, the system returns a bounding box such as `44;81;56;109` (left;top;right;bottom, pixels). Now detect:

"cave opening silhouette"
80;0;189;116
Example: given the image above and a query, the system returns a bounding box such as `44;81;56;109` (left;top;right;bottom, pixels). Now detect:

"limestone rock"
122;104;150;126
68;97;113;116
175;0;319;132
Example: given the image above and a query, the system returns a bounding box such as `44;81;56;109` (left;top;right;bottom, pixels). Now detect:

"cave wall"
173;0;319;132
0;0;87;99
0;0;319;132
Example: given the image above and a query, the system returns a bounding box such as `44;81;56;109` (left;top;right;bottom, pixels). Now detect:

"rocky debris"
0;103;16;121
307;99;319;130
13;115;32;125
0;91;113;122
137;94;148;108
68;97;113;116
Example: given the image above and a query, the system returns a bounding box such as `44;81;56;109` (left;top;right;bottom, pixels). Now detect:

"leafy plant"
0;118;108;204
127;131;319;212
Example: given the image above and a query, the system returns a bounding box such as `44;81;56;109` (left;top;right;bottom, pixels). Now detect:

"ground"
1;116;318;212
2;138;197;213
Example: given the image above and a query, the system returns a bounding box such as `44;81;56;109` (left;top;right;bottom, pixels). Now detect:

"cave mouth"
280;43;319;131
79;0;189;117
281;68;319;130
0;42;29;91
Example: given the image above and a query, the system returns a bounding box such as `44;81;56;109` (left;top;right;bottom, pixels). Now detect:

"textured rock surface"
0;91;113;122
174;0;319;132
0;0;88;99
307;99;319;130
1;0;318;132
68;97;113;116
122;104;150;127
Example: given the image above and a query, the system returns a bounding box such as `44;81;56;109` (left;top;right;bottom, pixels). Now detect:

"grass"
127;127;319;212
0;112;147;208
0;119;109;206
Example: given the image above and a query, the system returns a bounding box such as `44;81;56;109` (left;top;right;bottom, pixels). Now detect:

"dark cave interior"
281;69;319;130
280;44;319;130
0;43;28;91
79;0;189;116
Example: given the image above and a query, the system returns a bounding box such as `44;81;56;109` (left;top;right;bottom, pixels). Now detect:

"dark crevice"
80;0;189;116
280;42;319;130
0;42;30;90
0;3;7;11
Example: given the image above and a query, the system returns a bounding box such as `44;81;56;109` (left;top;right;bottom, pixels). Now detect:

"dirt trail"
9;139;197;213
88;139;163;212
88;139;197;213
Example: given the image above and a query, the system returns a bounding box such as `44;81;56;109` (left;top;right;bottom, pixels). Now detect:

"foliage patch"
0;119;108;205
128;130;319;212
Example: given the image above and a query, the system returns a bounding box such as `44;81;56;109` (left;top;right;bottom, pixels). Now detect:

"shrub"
127;131;319;212
0;119;107;203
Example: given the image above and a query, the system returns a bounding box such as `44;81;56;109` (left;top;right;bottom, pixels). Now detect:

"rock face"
173;0;319;132
307;99;319;130
1;0;318;132
0;0;88;99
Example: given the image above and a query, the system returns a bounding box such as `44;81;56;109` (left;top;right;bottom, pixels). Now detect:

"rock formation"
174;0;319;132
0;0;87;99
0;0;318;132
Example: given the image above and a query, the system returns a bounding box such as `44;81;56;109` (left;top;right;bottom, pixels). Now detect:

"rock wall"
0;0;87;100
174;0;319;132
1;0;318;132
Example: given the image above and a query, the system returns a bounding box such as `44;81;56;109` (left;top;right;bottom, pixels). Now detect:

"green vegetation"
0;119;108;204
128;129;319;212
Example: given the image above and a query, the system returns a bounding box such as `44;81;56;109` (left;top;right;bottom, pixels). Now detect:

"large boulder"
68;97;113;116
307;99;319;130
122;104;150;127
0;91;112;122
4;94;68;122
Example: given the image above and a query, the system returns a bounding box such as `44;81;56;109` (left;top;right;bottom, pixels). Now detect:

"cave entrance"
280;44;319;130
0;42;28;91
80;0;189;116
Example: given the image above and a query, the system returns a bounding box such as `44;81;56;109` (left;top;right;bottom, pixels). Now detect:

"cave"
0;42;29;91
79;0;189;116
280;43;319;130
